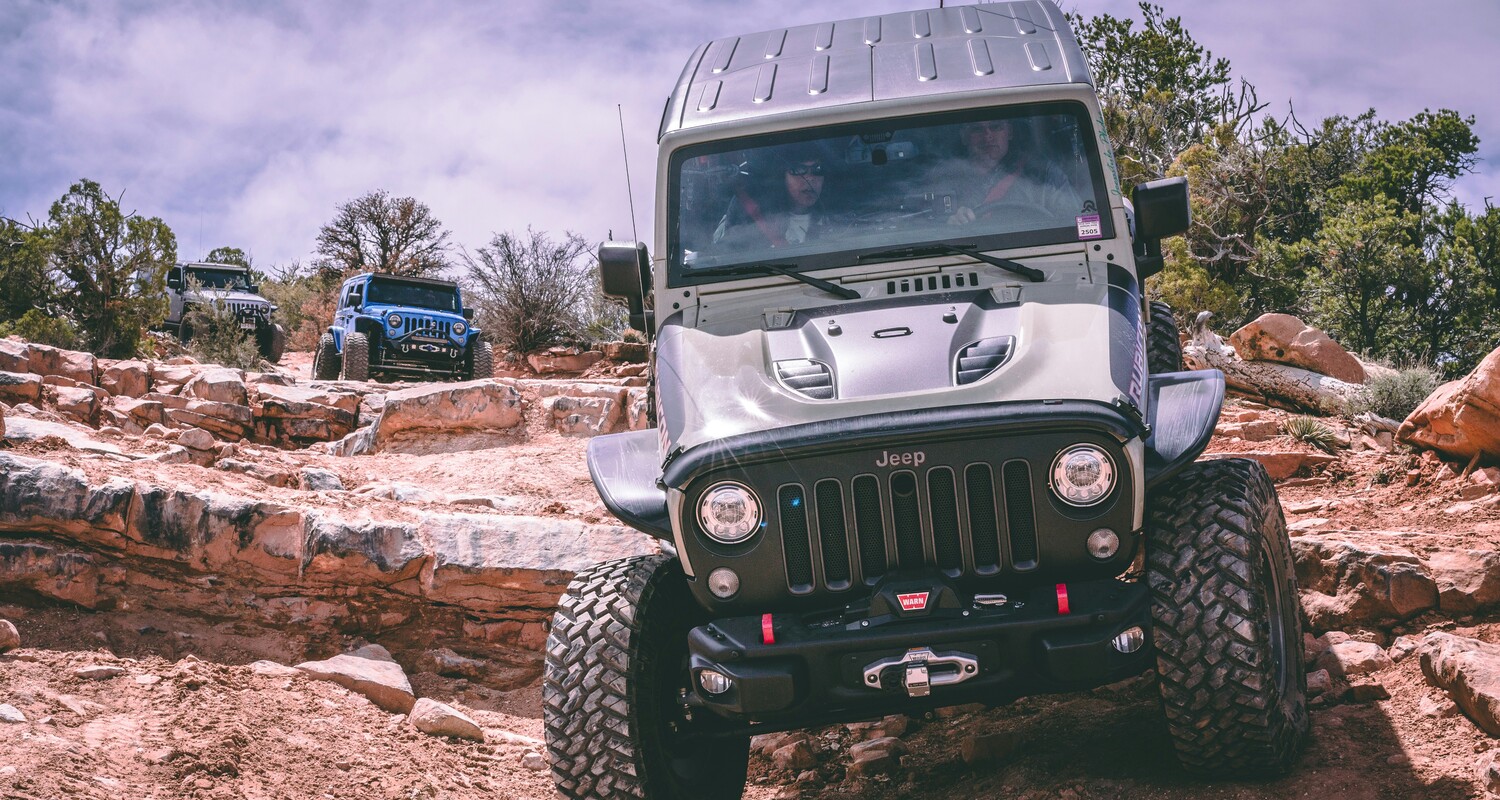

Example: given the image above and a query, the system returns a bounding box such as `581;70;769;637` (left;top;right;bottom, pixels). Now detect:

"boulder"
372;380;524;449
0;704;25;724
417;647;485;678
300;468;346;492
771;739;818;772
1292;537;1439;630
177;427;217;451
543;393;624;437
1315;640;1393;677
100;360;150;398
295;644;415;713
149;363;204;395
0;339;29;373
601;342;649;363
1419;632;1500;737
252;383;360;416
114;397;166;428
1229;313;1366;384
1429;550;1500;615
184;368;248;406
848;736;906;776
50;385;100;425
527;348;604;374
1398;345;1500;465
0;619;18;652
0;371;43;405
408;698;484;741
26;343;96;385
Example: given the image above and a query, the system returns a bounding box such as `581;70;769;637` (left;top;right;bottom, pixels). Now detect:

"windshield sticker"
1076;214;1103;239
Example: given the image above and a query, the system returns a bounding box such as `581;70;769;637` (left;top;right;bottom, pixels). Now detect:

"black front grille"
773;458;1037;591
401;316;454;339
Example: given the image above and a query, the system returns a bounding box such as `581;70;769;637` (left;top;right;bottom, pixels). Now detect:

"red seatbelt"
981;158;1029;205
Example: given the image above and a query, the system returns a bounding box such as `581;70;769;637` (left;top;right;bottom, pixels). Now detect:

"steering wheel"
966;200;1057;228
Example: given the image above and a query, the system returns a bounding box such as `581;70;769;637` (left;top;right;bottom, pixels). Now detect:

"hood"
655;257;1145;456
184;288;269;306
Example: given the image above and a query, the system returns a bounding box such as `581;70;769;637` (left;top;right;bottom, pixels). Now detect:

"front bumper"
686;576;1152;725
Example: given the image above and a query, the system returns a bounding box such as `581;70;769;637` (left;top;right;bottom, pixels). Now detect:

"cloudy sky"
2;0;1497;271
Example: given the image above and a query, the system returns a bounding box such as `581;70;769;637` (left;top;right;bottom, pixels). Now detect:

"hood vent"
775;359;836;400
955;336;1014;385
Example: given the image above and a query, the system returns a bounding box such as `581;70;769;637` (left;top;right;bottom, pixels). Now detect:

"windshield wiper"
856;242;1045;282
692;262;858;300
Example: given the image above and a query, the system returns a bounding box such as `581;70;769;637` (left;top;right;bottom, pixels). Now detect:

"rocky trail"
4;331;1500;799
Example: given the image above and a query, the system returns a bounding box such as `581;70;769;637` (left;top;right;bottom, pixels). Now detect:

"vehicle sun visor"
1143;370;1225;489
586;429;671;540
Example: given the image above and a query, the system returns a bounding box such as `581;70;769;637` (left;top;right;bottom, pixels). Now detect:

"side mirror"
599;241;653;336
1131;177;1191;279
462;308;474;321
166;269;182;289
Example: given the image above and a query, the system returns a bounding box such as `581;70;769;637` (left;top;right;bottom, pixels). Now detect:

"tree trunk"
1184;312;1362;414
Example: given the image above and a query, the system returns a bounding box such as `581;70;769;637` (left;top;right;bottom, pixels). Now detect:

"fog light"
1112;626;1146;654
699;669;733;695
1086;528;1120;560
707;568;740;599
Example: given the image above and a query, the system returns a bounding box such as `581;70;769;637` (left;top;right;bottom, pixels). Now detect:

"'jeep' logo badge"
875;450;926;468
896;592;930;612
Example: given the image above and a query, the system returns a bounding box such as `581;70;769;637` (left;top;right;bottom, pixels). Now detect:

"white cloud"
2;0;1496;271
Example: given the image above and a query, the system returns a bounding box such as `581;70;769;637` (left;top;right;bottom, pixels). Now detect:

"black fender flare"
586;428;672;541
1143;369;1225;489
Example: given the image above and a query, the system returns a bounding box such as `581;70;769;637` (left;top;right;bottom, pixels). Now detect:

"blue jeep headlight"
387;314;403;329
453;321;466;336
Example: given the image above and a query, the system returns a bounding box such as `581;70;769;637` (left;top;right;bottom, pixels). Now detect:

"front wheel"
340;331;370;381
260;323;287;364
1146;458;1309;776
1147;300;1183;374
469;341;494;380
313;332;341;380
543;555;750;800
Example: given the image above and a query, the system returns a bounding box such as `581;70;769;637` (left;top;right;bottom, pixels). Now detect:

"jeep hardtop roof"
663;0;1090;136
357;272;460;291
180;261;249;272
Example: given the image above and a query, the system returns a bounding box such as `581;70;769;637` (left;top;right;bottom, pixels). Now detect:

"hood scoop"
954;336;1015;385
775;359;836;400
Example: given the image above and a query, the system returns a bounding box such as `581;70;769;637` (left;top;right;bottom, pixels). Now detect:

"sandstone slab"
100;360;150;397
26;343;97;385
0;371;43;405
1293;537;1438;630
1315;640;1393;677
296;644;414;713
1203;451;1339;481
372;380;524;449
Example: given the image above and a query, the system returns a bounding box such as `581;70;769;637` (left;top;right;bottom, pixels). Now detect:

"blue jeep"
312;273;493;382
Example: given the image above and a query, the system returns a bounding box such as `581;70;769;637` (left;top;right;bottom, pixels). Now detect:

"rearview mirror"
599;241;652;337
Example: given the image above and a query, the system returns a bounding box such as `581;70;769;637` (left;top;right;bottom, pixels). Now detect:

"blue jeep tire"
313;333;341;381
340;332;370;382
470;341;494;380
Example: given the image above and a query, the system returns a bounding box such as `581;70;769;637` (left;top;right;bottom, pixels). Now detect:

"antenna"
617;104;641;245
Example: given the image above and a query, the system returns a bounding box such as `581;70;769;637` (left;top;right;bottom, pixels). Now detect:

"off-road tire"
340;331;370;382
313;333;341;381
1146;458;1309;776
543;555;750;800
1147;300;1183;374
470;341;494;380
260;323;287;364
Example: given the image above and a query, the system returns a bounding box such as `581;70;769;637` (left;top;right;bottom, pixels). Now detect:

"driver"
712;144;837;249
930;118;1083;226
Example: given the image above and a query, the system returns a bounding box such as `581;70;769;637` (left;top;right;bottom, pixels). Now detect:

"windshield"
185;268;253;290
366;279;460;312
669;102;1113;283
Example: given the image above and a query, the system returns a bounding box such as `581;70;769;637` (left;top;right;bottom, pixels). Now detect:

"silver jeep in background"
163;261;286;363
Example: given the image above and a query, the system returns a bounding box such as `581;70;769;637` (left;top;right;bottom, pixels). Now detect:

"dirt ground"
3;376;1500;798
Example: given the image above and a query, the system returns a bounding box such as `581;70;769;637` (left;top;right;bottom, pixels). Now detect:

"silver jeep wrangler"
164;261;286;364
544;5;1308;798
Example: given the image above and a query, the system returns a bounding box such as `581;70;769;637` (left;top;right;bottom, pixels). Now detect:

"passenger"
929;118;1084;226
713;145;837;249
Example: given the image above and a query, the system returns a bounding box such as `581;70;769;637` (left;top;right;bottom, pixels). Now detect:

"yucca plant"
1284;416;1340;453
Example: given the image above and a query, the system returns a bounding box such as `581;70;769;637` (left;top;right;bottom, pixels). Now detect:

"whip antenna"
617;104;641;244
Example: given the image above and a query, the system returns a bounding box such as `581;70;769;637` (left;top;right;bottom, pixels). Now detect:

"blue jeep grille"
401;316;453;339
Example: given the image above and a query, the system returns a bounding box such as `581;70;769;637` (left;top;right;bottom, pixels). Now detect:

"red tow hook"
1055;583;1071;615
762;613;776;645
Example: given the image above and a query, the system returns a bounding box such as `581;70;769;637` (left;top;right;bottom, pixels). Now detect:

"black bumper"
686;577;1153;726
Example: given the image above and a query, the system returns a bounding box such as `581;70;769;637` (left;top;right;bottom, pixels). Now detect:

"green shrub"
1284;416;1339;452
0;308;80;350
1353;366;1440;421
184;303;262;370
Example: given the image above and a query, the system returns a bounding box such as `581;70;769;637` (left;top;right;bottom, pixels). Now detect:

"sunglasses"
786;163;825;177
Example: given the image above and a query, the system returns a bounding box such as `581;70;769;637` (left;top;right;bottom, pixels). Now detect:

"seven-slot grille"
226;301;268;318
776;460;1038;591
399;316;454;339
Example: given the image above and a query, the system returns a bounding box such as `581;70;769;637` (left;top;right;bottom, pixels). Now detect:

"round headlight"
1050;445;1116;507
387;314;403;328
697;482;761;544
453;321;466;335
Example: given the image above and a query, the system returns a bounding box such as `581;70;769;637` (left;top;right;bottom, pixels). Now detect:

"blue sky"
2;0;1497;270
